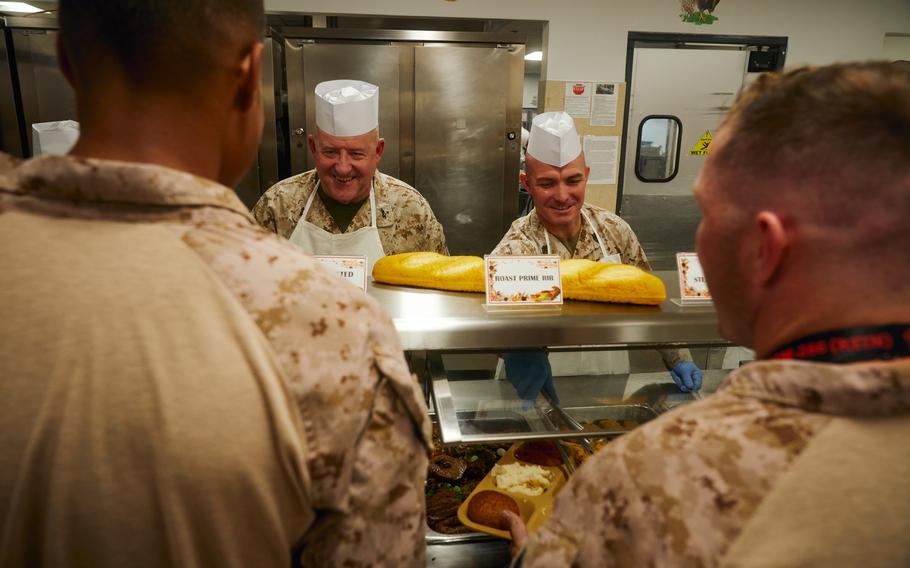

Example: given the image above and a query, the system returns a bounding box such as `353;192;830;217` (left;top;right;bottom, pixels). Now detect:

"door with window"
619;34;786;269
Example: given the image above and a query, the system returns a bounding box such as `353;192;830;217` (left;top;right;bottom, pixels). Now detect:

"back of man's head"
713;62;910;273
58;0;264;92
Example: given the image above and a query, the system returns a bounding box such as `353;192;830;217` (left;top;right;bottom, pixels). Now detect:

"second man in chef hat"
253;79;448;272
493;111;703;393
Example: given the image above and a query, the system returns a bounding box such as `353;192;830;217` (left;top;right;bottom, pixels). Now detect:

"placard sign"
314;255;368;292
484;255;563;306
676;252;712;303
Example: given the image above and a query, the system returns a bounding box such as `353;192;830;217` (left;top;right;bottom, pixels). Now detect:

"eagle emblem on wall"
680;0;721;25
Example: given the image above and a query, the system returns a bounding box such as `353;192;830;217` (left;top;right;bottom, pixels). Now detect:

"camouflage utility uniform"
492;203;648;268
519;359;910;567
252;169;448;256
492;202;690;369
0;156;433;567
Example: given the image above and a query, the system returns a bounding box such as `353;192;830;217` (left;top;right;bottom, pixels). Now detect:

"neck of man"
750;270;910;359
544;214;582;242
68;86;228;185
318;185;368;233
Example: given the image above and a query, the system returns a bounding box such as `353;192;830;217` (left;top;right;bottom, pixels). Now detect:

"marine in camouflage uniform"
492;202;691;369
252;169;449;256
0;155;433;567
518;358;910;567
492;202;649;269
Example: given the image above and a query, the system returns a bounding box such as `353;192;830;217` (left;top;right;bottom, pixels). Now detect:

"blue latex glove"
670;361;703;392
503;351;559;405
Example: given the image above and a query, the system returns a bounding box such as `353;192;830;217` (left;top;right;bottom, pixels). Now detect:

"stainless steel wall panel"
502;44;524;231
288;42;402;179
414;46;514;255
0;29;23;156
12;29;76;156
258;36;280;191
397;44;416;185
284;39;307;175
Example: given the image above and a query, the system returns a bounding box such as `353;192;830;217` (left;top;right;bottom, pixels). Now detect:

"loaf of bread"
372;252;485;292
560;259;666;305
372;253;666;305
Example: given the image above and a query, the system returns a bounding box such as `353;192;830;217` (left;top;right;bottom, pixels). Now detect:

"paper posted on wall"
583;135;619;184
590;83;619;127
563;82;592;118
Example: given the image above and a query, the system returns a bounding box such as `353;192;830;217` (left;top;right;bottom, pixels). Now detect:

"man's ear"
57;35;76;89
375;137;385;161
753;211;789;288
307;134;316;157
235;42;263;113
520;171;531;192
585;166;591;180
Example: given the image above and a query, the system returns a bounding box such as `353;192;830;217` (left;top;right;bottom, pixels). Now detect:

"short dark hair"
717;62;910;213
713;62;910;265
58;0;265;88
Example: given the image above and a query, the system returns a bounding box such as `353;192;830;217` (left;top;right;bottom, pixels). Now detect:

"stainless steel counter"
368;271;727;352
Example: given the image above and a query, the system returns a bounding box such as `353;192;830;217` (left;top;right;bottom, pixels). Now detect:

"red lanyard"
769;324;910;364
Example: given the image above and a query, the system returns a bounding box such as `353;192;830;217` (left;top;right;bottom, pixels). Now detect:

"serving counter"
367;271;737;567
368;271;723;352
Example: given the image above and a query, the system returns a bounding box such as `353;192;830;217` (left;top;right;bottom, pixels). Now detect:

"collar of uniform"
526;203;596;255
306;170;394;231
9;155;252;219
718;358;910;416
368;170;394;227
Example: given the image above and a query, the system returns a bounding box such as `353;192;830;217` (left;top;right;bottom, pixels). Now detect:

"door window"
635;115;682;182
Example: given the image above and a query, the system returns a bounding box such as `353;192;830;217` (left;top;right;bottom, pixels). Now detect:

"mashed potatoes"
492;463;553;496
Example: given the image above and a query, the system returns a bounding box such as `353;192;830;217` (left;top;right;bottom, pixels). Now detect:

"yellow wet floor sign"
689;131;712;156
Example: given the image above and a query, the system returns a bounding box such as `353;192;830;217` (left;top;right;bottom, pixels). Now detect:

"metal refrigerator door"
287;42;402;180
621;47;748;269
414;45;515;256
10;29;77;157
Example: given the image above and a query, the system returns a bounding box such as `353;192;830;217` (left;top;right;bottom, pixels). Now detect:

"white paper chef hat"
314;79;379;137
526;111;582;167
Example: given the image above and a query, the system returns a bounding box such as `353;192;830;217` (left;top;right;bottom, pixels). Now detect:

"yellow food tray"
456;442;568;540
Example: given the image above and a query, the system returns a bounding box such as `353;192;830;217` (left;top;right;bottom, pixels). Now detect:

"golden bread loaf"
372;252;485;292
372;253;666;305
559;259;666;305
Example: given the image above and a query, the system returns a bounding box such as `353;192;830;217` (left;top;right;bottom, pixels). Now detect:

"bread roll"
372;253;666;305
466;490;520;530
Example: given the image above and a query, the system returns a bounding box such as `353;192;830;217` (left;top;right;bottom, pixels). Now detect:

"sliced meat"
429;454;467;480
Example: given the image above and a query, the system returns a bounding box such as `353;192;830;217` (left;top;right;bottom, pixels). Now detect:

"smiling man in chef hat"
493;111;702;394
253;79;447;272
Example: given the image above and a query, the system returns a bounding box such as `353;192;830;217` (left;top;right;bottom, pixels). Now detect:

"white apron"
288;185;386;275
546;209;629;376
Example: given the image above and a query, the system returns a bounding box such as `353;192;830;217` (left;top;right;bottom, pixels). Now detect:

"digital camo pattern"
0;155;433;568
252;169;449;256
520;358;910;567
491;203;650;270
491;202;689;369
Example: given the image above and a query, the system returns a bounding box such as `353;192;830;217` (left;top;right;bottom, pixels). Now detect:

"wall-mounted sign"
689;130;713;156
679;0;721;25
314;255;368;291
484;255;563;306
